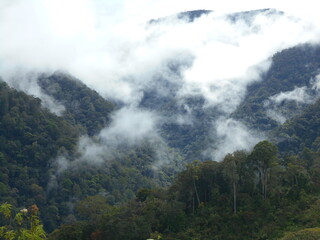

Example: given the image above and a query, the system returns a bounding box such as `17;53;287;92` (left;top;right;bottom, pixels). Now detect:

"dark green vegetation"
38;73;115;136
49;141;320;240
281;228;320;240
0;80;79;205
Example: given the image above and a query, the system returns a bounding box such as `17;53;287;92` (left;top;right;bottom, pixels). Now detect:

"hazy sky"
123;0;319;21
1;0;319;103
1;0;318;25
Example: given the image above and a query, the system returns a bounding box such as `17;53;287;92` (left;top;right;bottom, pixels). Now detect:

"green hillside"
38;73;115;136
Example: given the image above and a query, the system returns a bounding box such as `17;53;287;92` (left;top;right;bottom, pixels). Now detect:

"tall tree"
222;151;247;214
249;141;278;199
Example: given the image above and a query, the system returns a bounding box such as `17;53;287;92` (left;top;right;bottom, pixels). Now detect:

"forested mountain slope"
137;43;320;161
234;44;320;131
0;80;79;226
38;73;115;136
0;79;179;232
275;98;320;154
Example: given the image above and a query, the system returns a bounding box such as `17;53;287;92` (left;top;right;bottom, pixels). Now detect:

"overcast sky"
1;0;319;99
1;0;319;117
121;0;320;21
1;0;318;25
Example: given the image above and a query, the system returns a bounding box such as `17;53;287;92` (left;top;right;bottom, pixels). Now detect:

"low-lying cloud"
55;106;177;169
269;86;314;104
208;117;264;161
265;75;320;123
2;71;65;115
2;1;320;168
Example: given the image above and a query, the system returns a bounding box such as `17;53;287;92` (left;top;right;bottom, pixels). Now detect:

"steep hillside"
38;73;115;136
234;44;320;131
274;98;320;154
137;43;320;161
0;80;79;205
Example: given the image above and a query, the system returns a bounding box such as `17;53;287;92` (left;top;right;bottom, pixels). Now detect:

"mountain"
1;8;320;239
149;9;212;24
227;8;282;23
136;43;320;162
149;8;280;25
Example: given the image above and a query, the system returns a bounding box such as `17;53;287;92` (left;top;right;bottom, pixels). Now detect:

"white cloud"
1;1;320;107
57;106;178;169
2;0;320;165
99;106;160;144
2;71;65;115
268;75;320;105
210;118;263;161
266;109;287;124
269;86;314;104
68;106;161;164
265;75;320;123
312;75;320;91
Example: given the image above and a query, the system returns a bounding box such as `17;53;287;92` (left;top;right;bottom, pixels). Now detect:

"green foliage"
0;203;46;240
75;195;111;222
0;203;12;219
249;141;278;199
281;228;320;240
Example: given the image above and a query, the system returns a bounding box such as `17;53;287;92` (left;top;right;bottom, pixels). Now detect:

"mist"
1;3;320;105
265;75;320;123
207;118;264;161
2;0;320;167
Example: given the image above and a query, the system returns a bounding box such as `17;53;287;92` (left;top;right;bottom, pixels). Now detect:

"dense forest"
48;141;320;240
0;79;181;233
